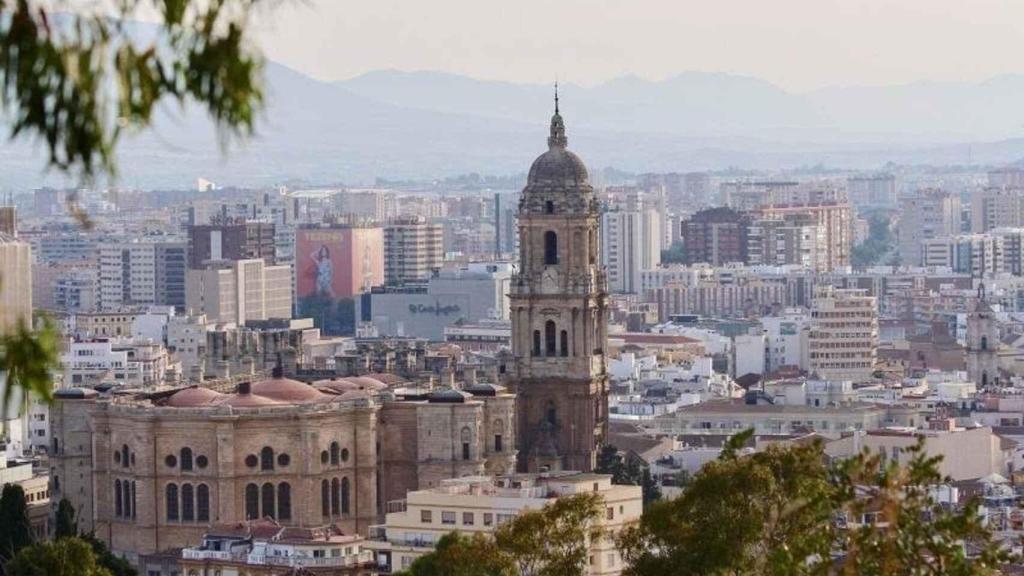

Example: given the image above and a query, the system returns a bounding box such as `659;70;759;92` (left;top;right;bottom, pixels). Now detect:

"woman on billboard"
311;244;335;298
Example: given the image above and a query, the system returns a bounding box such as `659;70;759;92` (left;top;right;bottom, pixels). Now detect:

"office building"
99;241;187;311
921;234;1005;278
971;187;1024;232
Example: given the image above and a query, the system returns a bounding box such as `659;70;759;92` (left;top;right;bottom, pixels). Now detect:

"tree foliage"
0;318;59;419
4;537;112;576
399;532;514;576
53;498;77;540
398;493;604;576
0;0;265;183
595;444;661;506
78;534;137;576
0;483;33;563
617;431;1010;576
851;213;895;268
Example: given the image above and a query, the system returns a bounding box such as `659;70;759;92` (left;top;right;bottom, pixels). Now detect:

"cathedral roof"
525;89;590;190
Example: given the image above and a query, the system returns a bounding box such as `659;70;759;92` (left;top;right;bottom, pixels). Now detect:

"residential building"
187;218;277;267
99;240;187;311
680;207;749;266
0;234;31;334
180;520;374;576
848;174;896;208
601;191;662;293
185;259;293;325
921;234;1005;277
368;473;641;575
971;187;1024;232
383;216;443;286
898;189;961;266
808;286;878;382
754;202;852;271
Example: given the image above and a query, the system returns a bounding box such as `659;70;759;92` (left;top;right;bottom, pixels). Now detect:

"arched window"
166;484;179;522
321;479;330;517
461;427;472;461
123;479;132;519
114;480;123;517
544;231;558;265
261;483;275;520
52;438;58;454
545;200;554;214
330;442;340;466
260;447;274;471
278;483;291;521
981;336;989;351
560;330;569;357
533;330;541;355
545;321;557;356
546;402;557;425
121;444;129;468
196;484;210;522
130;481;137;519
982;372;989;388
341;477;351;515
181;484;195;522
330;478;340;515
244;484;258;520
180;447;193;472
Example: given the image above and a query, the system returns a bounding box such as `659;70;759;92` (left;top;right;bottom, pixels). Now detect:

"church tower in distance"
512;90;609;473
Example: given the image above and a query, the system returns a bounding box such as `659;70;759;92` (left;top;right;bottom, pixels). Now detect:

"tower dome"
526;87;590;190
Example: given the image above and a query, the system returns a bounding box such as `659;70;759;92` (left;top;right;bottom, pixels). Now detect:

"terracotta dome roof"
251;375;329;403
364;372;406;386
338;389;372;401
346;376;388;390
314;379;361;395
166;386;224;407
213;393;283;408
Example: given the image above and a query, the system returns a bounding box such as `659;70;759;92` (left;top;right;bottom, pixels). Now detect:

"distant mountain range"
8;63;1024;191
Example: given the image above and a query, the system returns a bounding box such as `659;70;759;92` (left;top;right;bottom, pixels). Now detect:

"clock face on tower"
511;94;609;474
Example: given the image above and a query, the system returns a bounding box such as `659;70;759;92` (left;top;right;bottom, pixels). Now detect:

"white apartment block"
61;338;172;388
367;473;642;575
761;310;811;374
99;243;157;311
601;193;662;294
808;286;878;382
185;259;293;325
971;187;1024;233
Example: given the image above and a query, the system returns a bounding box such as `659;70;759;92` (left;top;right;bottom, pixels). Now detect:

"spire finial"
547;82;567;149
554;81;559;115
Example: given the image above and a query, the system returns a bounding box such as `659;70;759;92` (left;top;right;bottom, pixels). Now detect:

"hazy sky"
251;0;1024;91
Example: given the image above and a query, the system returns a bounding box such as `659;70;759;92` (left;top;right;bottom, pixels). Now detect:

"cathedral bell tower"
511;89;609;473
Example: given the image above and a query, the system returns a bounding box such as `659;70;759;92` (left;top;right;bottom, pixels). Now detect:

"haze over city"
5;2;1024;575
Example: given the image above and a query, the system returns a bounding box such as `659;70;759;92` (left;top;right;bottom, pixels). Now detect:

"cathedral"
511;92;609;473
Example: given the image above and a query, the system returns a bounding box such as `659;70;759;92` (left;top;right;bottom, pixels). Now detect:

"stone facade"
511;100;609;473
377;385;517;507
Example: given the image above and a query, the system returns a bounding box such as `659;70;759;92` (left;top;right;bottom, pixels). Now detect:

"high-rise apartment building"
601;192;662;293
383;216;444;286
898;189;961;266
747;216;824;270
848;174;897;208
755;203;852;271
970;187;1024;232
99;241;187;311
0;234;32;334
185;259;293;324
681;207;750;266
808;286;878;382
988;167;1024;188
187;218;276;267
921;234;1005;278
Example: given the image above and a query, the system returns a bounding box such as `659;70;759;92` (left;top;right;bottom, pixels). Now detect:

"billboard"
296;226;383;335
